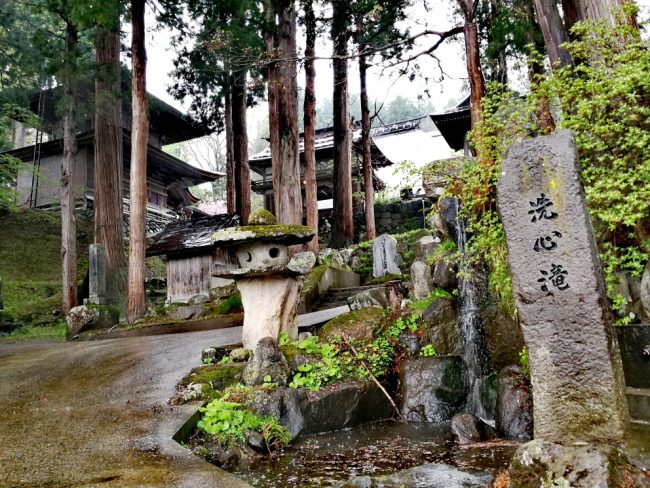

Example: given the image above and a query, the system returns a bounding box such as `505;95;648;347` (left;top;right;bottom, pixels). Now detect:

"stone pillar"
372;234;401;278
86;244;107;305
497;130;628;443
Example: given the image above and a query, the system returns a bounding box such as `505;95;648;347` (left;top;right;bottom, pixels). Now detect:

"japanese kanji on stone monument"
497;130;628;443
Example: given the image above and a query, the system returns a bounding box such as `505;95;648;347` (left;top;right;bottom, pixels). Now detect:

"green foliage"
409;288;453;311
519;346;530;380
386;312;420;338
197;394;291;450
213;295;243;315
420;344;438;357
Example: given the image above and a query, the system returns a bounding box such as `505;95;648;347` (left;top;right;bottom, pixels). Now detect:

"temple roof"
249;117;428;170
147;213;240;256
429;96;471;151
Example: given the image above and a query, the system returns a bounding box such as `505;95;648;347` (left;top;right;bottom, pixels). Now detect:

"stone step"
627;388;650;422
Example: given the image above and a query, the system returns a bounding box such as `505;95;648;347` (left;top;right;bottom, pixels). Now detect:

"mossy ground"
0;209;90;331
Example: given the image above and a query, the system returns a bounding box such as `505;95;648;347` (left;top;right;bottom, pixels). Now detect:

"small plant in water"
420;344;437;357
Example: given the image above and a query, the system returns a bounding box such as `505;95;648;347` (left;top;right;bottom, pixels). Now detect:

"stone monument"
372;234;402;278
212;209;315;350
497;130;628;444
85;244;107;305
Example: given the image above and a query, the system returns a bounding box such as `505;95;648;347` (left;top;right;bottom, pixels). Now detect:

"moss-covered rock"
181;363;245;392
248;208;277;225
318;307;383;342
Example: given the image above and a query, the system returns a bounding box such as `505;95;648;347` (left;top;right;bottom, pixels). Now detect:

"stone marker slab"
497;129;628;443
372;234;401;278
87;244;107;305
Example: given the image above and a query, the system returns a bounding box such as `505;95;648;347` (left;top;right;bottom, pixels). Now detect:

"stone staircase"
317;284;384;311
627;388;650;424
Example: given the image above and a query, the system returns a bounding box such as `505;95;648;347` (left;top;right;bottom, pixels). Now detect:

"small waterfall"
454;199;492;421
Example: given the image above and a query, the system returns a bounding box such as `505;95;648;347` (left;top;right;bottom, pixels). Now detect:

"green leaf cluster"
197;394;291;450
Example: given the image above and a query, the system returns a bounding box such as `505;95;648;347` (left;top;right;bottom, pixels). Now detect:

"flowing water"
232;421;519;487
454;199;493;421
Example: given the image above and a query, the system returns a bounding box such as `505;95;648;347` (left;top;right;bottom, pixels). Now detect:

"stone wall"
371;197;430;237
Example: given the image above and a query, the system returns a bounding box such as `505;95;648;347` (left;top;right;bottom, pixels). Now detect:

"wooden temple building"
3;85;221;235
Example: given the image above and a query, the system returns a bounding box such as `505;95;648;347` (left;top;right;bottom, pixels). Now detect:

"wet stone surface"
231;421;519;487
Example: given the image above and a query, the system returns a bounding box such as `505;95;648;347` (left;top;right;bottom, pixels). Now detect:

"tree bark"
126;0;149;323
231;68;250;223
264;0;280;216
303;0;319;253
61;21;78;314
533;0;573;68
563;0;637;30
464;21;486;129
224;70;235;214
331;0;354;248
358;31;376;241
275;0;302;228
94;20;125;305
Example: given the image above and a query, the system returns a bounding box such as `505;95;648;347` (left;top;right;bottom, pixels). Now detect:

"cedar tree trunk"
275;0;302;227
61;21;78;314
224;70;235;214
126;0;149;323
331;0;354;248
94;22;125;304
303;0;319;252
563;0;637;30
533;0;573;67
460;3;486;130
231;68;250;223
264;0;280;215
358;47;376;241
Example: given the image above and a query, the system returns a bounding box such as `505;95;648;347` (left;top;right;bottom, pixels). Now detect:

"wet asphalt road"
0;328;252;488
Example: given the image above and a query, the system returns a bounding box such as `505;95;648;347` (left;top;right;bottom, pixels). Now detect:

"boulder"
288;251;316;274
242;337;291;386
299;381;393;434
201;346;230;364
65;305;115;338
370;462;492;488
480;301;524;370
209;282;237;301
348;287;389;311
414;235;439;259
318;248;334;264
432;257;457;292
437;197;459;242
613;271;644;322
450;413;497;445
248;387;304;439
170;305;206;321
640;261;650;320
422;298;461;356
399;332;422;356
495;365;533;441
399;356;467;423
318;308;383;342
410;261;433;300
188;294;210;305
508;440;650;488
229;348;251;362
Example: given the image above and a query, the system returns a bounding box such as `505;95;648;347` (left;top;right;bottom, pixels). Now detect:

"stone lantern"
212;209;316;350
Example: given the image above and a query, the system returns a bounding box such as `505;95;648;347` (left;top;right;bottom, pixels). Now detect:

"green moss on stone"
367;273;405;285
301;264;329;300
182;363;245;392
318;307;383;342
248;208;277;225
212;224;314;245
